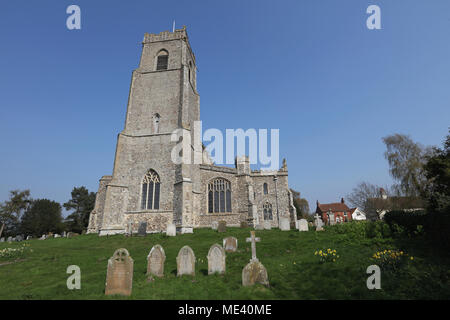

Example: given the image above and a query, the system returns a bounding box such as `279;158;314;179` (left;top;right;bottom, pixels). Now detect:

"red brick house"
315;198;352;224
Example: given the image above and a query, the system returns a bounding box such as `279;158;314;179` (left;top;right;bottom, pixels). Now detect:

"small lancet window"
156;50;169;70
153;113;160;133
263;183;268;195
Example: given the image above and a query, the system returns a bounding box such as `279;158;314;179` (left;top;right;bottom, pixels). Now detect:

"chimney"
341;198;345;204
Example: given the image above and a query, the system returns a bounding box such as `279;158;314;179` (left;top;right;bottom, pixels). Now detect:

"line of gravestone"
105;231;267;296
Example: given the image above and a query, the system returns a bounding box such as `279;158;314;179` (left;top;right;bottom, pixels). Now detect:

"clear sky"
1;0;449;215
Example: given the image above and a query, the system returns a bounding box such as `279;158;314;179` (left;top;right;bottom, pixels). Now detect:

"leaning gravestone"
242;231;269;286
279;217;290;231
105;248;134;296
39;235;46;240
223;236;238;252
211;221;219;231
176;246;196;276
7;236;12;242
218;220;226;233
207;244;226;275
0;238;4;242
298;219;309;232
147;245;165;278
138;222;147;237
166;223;176;237
26;235;32;240
263;221;272;230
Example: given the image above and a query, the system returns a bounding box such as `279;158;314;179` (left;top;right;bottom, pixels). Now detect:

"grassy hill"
1;224;449;300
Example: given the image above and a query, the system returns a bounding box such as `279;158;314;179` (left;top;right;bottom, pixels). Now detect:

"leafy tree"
21;199;63;236
382;134;431;197
423;130;450;214
63;186;96;233
291;189;310;219
0;190;32;237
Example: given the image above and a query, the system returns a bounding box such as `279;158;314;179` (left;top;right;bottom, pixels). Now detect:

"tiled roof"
317;202;351;213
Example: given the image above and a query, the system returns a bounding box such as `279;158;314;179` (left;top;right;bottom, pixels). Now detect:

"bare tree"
346;182;385;211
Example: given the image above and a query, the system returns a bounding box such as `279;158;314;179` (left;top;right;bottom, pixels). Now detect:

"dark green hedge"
384;210;450;247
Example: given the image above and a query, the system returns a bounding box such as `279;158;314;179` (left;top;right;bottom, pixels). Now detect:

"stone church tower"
88;27;296;235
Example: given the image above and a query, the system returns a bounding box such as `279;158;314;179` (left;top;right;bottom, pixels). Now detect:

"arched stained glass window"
208;178;231;213
263;202;273;220
141;170;160;210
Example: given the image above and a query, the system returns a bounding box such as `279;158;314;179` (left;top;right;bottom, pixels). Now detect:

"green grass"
0;225;449;299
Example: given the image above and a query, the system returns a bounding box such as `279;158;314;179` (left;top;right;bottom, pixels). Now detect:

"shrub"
384;210;427;237
326;221;367;237
424;211;450;248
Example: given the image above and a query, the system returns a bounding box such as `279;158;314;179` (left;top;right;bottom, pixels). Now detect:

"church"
87;27;296;235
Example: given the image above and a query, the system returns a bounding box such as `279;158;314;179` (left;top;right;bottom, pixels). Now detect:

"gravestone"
254;224;264;230
138;222;147;237
147;245;165;278
16;235;23;242
39;235;46;240
240;221;248;228
223;236;238;252
279;217;290;231
218;220;226;233
67;232;79;238
314;214;324;231
62;231;67;238
176;246;196;276
328;213;335;225
242;260;269;287
7;236;13;242
211;221;219;230
166;223;176;237
181;227;193;234
263;221;272;230
0;237;4;242
207;244;226;275
298;219;309;232
54;234;60;238
242;231;269;286
105;248;133;296
26;235;32;240
105;248;134;296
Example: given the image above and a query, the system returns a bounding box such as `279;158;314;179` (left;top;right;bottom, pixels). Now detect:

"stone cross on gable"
246;231;261;262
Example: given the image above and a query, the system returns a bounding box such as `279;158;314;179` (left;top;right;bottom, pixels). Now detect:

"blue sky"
1;0;449;215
